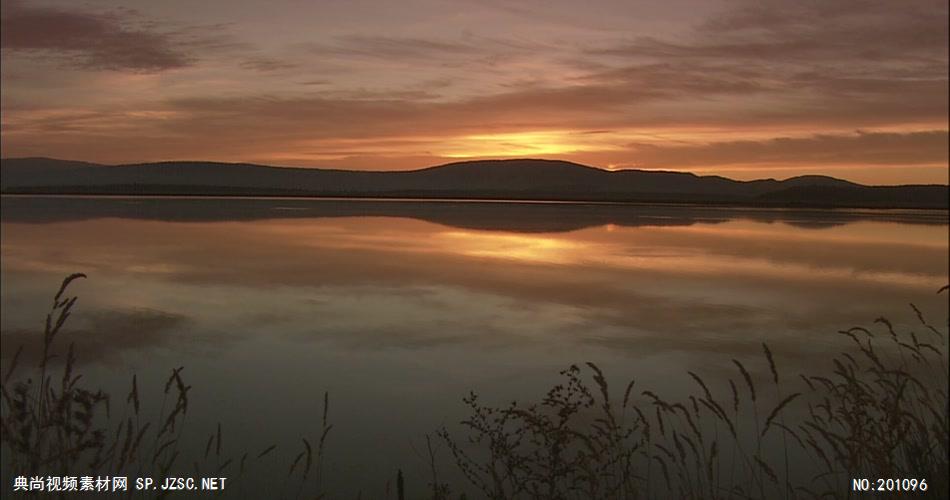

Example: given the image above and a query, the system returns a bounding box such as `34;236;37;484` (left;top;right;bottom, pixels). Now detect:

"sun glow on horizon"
440;131;581;158
439;130;630;159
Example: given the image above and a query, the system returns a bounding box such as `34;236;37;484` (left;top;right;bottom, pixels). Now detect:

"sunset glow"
440;131;623;158
1;0;947;184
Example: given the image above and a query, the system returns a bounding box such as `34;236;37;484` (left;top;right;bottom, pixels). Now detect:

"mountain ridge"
1;157;946;209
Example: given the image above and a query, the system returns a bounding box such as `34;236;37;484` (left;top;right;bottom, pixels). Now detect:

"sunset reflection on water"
1;197;947;495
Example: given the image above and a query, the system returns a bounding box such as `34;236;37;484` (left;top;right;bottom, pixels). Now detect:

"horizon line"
3;155;949;188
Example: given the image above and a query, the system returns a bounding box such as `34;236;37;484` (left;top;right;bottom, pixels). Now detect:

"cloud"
143;80;944;149
0;0;946;181
575;61;769;96
239;56;300;73
0;0;193;72
625;130;950;169
2;85;945;175
296;33;555;84
579;0;949;126
594;0;948;64
306;35;483;60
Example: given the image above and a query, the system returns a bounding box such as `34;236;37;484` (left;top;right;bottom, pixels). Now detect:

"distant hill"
1;157;946;209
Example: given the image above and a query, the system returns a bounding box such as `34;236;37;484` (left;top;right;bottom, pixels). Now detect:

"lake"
1;196;947;497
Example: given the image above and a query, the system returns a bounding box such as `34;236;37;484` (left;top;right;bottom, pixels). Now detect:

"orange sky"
1;0;948;184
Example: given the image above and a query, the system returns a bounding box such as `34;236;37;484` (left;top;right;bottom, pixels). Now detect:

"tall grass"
2;276;946;499
437;286;949;500
0;274;332;499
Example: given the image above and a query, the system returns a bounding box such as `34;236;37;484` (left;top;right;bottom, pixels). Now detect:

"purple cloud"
1;0;191;72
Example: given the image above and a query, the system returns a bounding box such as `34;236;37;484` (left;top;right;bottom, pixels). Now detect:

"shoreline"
2;191;948;212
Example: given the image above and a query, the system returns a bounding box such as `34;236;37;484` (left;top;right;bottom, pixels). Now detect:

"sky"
1;0;948;184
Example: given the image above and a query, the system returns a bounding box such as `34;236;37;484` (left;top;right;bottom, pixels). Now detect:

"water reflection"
3;195;947;230
2;199;947;358
1;196;947;495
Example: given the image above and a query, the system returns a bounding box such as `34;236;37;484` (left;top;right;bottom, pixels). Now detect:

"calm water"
1;196;948;496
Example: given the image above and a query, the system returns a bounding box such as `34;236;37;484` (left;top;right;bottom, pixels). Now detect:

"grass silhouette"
0;274;331;499
435;286;948;500
2;275;946;499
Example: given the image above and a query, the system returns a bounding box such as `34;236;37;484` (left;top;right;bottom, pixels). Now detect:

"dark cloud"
239;56;300;72
318;88;443;101
0;0;192;72
576;61;769;95
580;0;948;126
308;35;482;59
595;1;947;64
301;34;546;71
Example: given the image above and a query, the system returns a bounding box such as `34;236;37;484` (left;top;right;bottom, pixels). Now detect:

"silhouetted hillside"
1;157;946;209
758;184;948;207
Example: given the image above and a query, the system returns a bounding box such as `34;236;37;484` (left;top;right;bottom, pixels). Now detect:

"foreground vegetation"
1;275;947;499
0;274;332;499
